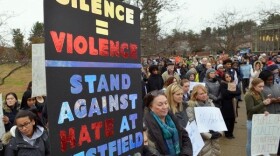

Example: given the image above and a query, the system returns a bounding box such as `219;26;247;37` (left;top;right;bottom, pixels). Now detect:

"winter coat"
262;84;280;114
244;90;266;120
173;102;189;128
186;100;223;156
249;61;262;88
180;67;188;79
4;126;50;156
161;71;180;82
204;78;221;107
20;90;32;110
3;103;20;132
147;74;164;92
185;69;199;82
196;64;207;82
215;70;224;83
220;82;241;118
143;109;193;156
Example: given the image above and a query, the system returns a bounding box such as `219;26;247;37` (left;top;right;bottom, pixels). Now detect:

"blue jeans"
246;120;252;156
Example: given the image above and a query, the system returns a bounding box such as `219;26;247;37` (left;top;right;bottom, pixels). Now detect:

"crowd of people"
141;52;280;156
1;81;49;156
1;52;280;156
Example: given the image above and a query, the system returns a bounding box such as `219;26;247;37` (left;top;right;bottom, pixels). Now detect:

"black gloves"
209;130;222;139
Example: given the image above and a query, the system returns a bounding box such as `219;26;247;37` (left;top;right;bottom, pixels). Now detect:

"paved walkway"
220;100;247;156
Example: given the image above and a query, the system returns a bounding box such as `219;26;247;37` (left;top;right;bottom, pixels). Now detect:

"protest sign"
252;114;280;156
32;44;46;97
0;94;5;138
185;121;204;156
44;0;142;155
194;107;227;133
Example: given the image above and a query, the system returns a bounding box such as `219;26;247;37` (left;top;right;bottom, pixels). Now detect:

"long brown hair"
163;76;176;88
249;78;264;100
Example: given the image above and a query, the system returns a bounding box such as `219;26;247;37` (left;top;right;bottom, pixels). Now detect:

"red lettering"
91;121;103;140
89;37;98;55
67;33;73;53
120;42;129;58
60;128;76;152
110;40;120;57
78;125;91;146
130;43;138;59
99;38;109;56
105;118;114;137
74;36;88;54
50;31;66;53
49;31;139;60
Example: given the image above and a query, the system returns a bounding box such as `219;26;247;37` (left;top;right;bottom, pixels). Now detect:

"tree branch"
0;61;29;86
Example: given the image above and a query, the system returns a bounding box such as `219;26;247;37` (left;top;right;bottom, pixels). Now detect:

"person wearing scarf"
143;90;192;156
244;78;271;156
186;85;223;156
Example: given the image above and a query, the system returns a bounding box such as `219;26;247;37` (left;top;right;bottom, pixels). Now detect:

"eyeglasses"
17;121;32;130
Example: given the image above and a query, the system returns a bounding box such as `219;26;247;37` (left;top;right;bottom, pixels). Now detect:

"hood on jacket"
1;126;16;145
185;69;197;80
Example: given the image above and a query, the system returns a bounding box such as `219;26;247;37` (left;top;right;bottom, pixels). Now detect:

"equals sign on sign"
96;19;108;36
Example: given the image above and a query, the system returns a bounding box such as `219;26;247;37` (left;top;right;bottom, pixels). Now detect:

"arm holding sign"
244;92;270;120
186;104;223;156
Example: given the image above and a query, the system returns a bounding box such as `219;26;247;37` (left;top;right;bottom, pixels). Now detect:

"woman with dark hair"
259;70;280;114
220;72;241;139
143;90;192;155
26;81;32;91
147;65;164;92
4;110;50;156
259;70;280;155
162;76;177;91
2;92;20;132
20;90;36;110
244;78;271;156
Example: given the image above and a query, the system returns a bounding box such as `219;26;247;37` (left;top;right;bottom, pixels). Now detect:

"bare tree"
0;14;31;86
208;9;256;53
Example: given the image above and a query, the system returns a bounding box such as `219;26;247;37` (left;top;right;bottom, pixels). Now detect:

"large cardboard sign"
32;44;46;97
252;114;280;156
185;121;204;156
194;107;227;133
0;94;5;138
44;0;142;155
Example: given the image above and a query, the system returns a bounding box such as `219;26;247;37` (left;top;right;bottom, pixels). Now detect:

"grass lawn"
0;63;32;100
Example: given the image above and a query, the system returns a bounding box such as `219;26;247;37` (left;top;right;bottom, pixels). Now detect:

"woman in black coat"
147;65;164;92
5;110;50;156
2;92;20;132
220;72;241;139
143;90;192;155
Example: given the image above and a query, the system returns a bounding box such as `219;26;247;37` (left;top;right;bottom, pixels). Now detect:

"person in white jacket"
249;61;262;88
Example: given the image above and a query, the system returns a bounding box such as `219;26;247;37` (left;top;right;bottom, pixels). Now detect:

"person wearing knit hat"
205;68;216;78
204;68;221;108
267;64;278;72
266;64;280;85
216;64;225;83
266;60;275;67
217;64;223;70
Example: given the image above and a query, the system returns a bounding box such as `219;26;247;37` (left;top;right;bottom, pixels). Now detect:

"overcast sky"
0;0;279;42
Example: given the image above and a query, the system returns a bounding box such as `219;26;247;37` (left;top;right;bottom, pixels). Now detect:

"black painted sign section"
44;0;142;155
